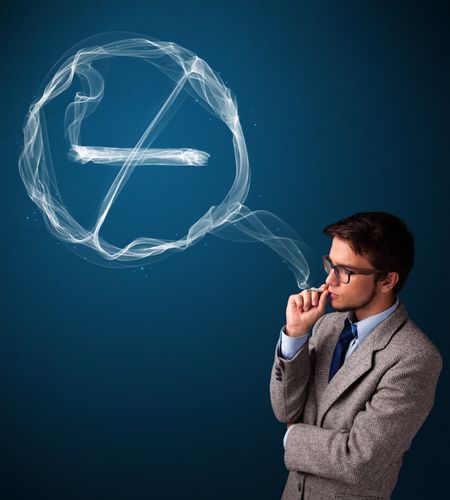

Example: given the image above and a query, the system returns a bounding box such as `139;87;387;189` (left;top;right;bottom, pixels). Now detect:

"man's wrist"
286;326;309;337
279;327;311;360
283;325;310;338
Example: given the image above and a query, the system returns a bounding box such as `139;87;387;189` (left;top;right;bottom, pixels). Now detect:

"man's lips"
330;292;339;298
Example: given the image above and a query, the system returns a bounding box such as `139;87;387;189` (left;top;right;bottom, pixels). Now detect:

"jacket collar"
347;294;400;347
316;300;409;426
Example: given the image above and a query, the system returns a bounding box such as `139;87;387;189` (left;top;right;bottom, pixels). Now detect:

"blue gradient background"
1;1;449;499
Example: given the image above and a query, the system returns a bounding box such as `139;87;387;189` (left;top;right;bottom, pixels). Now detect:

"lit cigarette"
308;286;324;292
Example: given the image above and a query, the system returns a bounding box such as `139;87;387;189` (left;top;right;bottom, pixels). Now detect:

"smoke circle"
18;32;311;288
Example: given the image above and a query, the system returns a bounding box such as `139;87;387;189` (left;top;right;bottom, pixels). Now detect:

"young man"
270;211;442;500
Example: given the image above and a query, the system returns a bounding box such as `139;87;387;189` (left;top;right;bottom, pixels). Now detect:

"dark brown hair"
323;211;415;294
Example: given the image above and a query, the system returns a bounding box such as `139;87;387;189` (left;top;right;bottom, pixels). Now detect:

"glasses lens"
323;257;337;280
336;266;347;283
323;257;346;283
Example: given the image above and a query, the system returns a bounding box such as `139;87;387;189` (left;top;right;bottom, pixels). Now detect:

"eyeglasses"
322;255;388;284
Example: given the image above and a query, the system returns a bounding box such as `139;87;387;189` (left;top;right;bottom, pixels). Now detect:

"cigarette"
308;286;324;292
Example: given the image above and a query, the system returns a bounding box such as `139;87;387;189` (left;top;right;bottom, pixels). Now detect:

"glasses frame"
322;255;389;284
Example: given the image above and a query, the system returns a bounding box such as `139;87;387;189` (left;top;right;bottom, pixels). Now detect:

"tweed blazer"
270;300;443;500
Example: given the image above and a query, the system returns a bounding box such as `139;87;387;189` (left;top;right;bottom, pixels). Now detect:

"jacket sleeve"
283;346;443;484
270;315;326;423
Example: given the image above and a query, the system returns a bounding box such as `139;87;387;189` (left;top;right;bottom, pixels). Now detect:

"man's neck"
353;294;397;322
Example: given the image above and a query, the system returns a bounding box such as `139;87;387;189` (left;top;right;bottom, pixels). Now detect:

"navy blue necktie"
329;318;358;382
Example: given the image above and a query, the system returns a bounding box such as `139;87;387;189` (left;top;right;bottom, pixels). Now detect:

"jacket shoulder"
391;317;443;366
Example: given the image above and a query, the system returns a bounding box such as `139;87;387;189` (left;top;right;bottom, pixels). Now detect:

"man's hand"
285;283;330;337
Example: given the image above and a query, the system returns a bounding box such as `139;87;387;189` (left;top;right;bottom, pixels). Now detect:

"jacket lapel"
316;301;409;426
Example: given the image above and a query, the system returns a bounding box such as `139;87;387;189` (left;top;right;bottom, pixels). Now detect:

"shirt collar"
349;294;400;344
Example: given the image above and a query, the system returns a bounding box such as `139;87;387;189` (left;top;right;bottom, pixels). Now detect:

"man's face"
325;236;381;313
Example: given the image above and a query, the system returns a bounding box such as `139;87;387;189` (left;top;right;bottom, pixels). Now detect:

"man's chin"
330;297;351;312
331;305;351;312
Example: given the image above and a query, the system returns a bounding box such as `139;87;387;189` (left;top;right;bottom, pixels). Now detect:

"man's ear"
379;271;399;292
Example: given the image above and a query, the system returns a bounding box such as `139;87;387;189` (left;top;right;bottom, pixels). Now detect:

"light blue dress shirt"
280;294;400;448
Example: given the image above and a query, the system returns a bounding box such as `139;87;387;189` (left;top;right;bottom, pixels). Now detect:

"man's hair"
323;211;415;294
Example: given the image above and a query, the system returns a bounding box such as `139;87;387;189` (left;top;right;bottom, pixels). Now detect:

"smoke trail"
18;32;312;288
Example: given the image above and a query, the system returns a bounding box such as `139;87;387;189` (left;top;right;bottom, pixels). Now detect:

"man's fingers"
288;284;329;312
311;290;319;307
302;291;311;310
288;294;303;310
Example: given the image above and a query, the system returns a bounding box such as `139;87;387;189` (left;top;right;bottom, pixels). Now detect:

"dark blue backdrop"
1;1;449;499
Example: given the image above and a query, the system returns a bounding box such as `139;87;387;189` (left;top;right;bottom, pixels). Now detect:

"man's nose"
325;269;339;286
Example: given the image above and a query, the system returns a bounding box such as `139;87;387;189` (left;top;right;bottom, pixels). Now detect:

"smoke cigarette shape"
69;146;210;166
18;33;311;288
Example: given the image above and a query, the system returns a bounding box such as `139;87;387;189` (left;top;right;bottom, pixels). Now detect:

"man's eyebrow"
328;257;359;270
